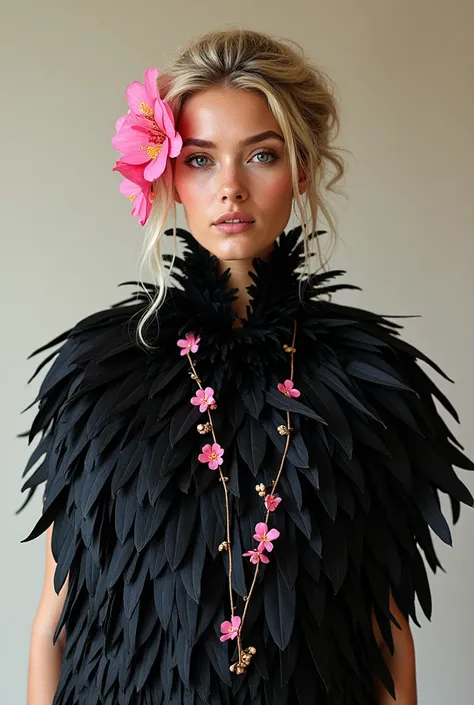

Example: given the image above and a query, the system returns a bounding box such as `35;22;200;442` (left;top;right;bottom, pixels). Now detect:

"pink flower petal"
143;135;169;181
254;522;268;536
231;615;241;629
144;67;159;103
267;528;280;541
125;79;155;118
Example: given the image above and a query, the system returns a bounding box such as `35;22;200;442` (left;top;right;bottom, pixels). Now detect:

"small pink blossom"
220;615;241;642
253;522;280;553
177;332;201;356
277;379;301;398
264;493;282;512
198;443;224;471
190;387;216;412
242;548;270;564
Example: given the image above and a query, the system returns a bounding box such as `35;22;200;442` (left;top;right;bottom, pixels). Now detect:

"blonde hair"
135;27;349;348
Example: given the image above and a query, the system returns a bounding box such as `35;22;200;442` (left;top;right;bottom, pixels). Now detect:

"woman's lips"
213;221;255;233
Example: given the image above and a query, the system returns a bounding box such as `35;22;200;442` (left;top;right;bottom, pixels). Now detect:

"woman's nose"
217;166;249;201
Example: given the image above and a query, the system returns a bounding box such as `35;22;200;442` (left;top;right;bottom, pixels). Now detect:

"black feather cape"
19;226;474;705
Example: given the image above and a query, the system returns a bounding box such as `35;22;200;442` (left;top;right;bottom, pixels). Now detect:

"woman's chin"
211;232;277;262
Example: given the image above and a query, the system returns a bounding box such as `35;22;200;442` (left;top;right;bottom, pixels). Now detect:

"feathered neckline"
128;225;362;354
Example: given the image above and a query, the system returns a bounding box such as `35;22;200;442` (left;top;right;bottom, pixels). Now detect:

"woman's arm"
27;524;68;705
372;590;418;704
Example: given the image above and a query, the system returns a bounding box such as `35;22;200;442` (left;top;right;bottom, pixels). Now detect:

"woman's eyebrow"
181;130;285;149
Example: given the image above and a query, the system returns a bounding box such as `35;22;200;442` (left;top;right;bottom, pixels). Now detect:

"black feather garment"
18;226;474;705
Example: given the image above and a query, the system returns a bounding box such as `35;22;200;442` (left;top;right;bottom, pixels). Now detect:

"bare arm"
27;524;68;705
372;589;418;704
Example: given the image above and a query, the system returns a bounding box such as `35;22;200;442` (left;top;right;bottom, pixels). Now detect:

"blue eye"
183;149;278;169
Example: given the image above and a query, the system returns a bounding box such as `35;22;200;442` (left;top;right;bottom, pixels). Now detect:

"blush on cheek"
260;174;293;203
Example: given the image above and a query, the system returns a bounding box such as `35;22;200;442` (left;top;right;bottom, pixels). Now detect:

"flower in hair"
220;616;241;642
112;161;153;226
190;387;216;412
277;379;301;398
264;493;282;512
242;547;270;564
112;67;183;225
253;522;280;552
177;333;201;355
198;443;225;471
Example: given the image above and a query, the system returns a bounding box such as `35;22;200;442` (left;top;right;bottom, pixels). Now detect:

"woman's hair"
136;27;349;348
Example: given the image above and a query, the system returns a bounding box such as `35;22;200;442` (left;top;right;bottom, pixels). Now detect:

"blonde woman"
22;28;472;705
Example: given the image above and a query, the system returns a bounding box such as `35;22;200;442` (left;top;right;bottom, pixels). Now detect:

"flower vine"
176;323;299;675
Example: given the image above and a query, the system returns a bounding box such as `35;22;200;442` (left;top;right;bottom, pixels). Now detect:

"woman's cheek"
257;172;293;203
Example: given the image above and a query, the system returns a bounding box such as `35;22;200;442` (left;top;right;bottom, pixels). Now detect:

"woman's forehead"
177;87;279;142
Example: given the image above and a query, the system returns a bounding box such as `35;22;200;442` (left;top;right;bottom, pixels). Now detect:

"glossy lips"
214;222;255;233
213;210;255;233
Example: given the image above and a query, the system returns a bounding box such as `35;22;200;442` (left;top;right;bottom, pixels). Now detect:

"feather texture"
18;226;473;705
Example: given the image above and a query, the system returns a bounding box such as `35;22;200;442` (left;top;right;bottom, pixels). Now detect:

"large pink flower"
220;615;241;642
112;67;182;183
198;443;224;471
253;522;280;552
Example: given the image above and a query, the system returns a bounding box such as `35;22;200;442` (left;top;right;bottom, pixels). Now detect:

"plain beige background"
2;1;473;703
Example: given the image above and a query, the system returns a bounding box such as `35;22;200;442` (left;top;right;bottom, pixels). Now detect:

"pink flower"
113;161;153;226
112;67;183;182
112;67;182;225
190;387;216;412
253;522;280;553
242;548;270;564
177;333;201;356
277;379;301;398
220;615;241;642
264;493;282;512
198;443;224;471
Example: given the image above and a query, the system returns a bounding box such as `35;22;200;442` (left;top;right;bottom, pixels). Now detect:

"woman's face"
172;86;307;263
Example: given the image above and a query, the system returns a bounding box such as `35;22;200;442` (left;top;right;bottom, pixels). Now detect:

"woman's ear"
297;167;308;196
297;177;308;196
173;185;182;204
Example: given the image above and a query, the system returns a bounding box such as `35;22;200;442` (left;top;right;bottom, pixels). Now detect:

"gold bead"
197;422;212;434
229;662;237;672
218;541;230;551
236;665;245;675
247;646;257;655
218;476;229;483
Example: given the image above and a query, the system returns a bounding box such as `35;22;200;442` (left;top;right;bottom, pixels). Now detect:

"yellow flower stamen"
139;101;154;117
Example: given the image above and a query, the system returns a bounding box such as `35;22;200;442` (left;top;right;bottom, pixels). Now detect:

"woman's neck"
216;242;276;326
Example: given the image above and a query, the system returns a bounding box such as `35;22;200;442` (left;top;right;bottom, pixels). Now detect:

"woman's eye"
183;149;278;169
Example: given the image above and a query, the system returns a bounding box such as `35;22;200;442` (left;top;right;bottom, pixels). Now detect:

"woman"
21;28;473;705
